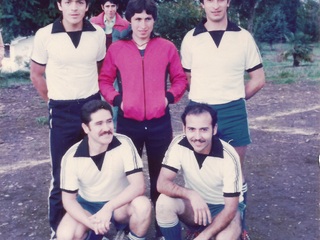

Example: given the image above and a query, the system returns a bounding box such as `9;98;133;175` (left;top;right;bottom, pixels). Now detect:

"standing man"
156;103;244;240
57;100;151;240
99;0;187;237
90;0;131;128
90;0;130;49
181;0;265;238
30;0;106;238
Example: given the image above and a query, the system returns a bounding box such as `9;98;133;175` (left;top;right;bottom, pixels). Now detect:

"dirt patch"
0;82;319;239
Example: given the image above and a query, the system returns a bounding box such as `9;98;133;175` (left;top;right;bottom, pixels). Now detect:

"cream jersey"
181;20;263;104
162;134;243;204
60;134;143;202
31;18;106;100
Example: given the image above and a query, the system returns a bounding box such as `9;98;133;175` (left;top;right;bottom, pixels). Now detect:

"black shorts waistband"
49;92;101;106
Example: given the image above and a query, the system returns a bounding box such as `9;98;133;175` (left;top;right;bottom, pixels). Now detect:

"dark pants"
48;93;101;232
117;111;173;204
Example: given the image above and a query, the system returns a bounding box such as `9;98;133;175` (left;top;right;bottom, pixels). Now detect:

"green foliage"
255;6;288;49
261;42;320;84
0;0;60;43
0;70;30;88
297;0;320;42
0;0;102;43
154;0;203;49
36;116;49;126
280;32;314;67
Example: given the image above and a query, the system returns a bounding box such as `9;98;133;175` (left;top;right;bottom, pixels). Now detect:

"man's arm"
30;61;48;102
194;196;240;240
0;32;4;68
62;191;95;230
166;46;188;104
185;71;191;91
157;167;212;226
245;67;265;100
90;171;145;234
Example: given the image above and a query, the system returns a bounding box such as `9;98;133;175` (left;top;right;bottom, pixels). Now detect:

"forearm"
30;62;48;102
245;68;265;100
102;182;145;213
31;75;48;102
196;209;236;239
64;199;93;229
158;178;191;200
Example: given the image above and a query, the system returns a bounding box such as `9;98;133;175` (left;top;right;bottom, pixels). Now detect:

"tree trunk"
293;54;300;67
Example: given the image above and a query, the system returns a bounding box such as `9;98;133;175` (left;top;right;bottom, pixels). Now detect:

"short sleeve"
31;27;49;65
60;149;79;191
180;30;194;71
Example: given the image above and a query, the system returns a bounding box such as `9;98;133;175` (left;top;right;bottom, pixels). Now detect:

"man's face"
82;109;114;148
184;112;217;155
57;0;89;30
201;0;229;23
131;10;154;42
102;1;117;21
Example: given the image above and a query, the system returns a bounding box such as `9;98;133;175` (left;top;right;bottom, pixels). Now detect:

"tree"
0;0;103;44
254;6;288;49
155;0;202;49
297;0;320;42
0;0;60;43
280;32;314;67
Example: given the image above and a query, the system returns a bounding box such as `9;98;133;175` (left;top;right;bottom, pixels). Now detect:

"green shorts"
189;99;251;147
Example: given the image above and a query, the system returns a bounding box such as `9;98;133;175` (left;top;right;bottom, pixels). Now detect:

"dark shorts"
189;99;251;147
77;195;128;231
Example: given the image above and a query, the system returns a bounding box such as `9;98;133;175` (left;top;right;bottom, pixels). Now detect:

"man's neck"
105;15;116;23
88;140;108;156
62;19;83;32
204;17;228;31
132;36;150;50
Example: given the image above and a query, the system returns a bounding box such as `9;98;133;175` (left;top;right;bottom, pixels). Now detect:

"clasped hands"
89;209;112;235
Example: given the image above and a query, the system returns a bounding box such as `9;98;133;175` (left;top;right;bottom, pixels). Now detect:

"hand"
188;191;212;226
89;208;112;235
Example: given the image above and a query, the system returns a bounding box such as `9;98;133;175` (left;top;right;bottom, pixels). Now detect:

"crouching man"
57;100;151;240
156;103;245;240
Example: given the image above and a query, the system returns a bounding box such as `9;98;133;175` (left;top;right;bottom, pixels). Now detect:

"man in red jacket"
99;0;187;238
90;0;130;49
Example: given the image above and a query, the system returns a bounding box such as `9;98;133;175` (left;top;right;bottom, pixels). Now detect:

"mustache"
99;131;113;136
193;139;205;143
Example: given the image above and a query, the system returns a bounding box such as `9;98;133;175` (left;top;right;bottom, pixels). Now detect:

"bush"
155;0;203;49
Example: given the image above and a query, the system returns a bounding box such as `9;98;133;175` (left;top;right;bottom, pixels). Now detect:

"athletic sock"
159;221;182;240
241;182;248;231
127;231;145;240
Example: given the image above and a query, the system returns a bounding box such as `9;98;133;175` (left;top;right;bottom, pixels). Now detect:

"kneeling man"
57;100;151;240
156;103;245;240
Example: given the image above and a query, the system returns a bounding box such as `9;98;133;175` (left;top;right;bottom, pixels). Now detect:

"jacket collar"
193;19;241;36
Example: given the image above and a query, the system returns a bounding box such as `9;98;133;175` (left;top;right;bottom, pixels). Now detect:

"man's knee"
215;211;241;240
156;194;182;224
130;196;152;219
56;214;87;240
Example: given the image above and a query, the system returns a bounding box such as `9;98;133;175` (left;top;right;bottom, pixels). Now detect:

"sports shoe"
241;229;251;240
